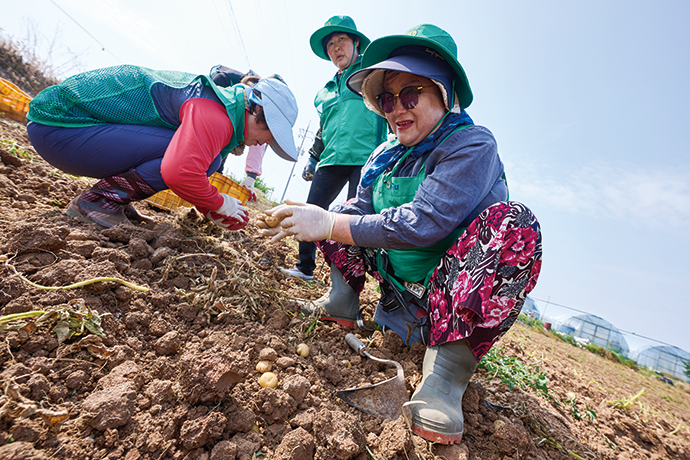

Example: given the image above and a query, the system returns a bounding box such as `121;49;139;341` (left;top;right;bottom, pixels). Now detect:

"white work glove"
240;176;257;202
257;199;336;243
204;193;249;230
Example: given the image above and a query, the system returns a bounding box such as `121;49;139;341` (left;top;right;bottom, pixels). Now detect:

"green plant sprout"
478;347;550;398
607;388;647;412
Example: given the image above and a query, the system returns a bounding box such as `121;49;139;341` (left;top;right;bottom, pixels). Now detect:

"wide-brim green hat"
355;24;472;109
309;15;370;60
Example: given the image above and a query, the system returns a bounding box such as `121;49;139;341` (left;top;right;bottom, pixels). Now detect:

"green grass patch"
583;343;638;371
478;347;550;398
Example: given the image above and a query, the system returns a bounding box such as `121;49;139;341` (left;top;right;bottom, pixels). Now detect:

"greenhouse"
631;345;690;382
555;314;629;355
521;296;540;318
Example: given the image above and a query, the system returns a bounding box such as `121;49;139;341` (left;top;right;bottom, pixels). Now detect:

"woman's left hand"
258;199;335;243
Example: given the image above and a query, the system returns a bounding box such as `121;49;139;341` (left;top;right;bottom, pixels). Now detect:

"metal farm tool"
336;333;409;420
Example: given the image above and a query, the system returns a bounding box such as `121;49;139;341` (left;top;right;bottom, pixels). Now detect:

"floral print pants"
317;201;542;361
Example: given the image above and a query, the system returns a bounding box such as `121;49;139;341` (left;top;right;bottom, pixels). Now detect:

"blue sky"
3;0;689;354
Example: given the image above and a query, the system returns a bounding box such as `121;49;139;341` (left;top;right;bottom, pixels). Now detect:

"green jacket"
312;57;386;167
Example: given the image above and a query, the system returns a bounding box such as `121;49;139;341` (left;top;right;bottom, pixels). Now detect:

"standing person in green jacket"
280;15;387;281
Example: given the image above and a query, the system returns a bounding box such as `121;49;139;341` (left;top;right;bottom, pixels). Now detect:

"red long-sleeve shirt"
160;97;237;214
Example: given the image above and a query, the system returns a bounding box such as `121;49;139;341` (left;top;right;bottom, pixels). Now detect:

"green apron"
372;126;471;293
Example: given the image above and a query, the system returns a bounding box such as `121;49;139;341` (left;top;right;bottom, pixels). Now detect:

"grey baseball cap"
253;77;299;161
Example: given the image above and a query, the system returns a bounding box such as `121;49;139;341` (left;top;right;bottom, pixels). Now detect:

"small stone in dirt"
275;356;295;368
258;347;277;361
1;363;31;384
490;415;533;455
124;311;151;329
127;238;152;259
210;440;238;460
176;302;198;322
229;431;261;460
0;441;50;460
282;375;310;405
98;360;140;389
372;416;412;458
259;387;296;424
312;408;365;459
432;442;470;460
155;331;181;355
81;381;137;430
65;370;89;390
149;317;171;337
289;407;316;431
150;246;172;265
28;373;51;400
225;407;255;433
144;379;175;404
180;412;227;450
274;427;314;460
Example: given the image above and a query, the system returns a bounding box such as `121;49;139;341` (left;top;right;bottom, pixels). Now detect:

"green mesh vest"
27;65;246;154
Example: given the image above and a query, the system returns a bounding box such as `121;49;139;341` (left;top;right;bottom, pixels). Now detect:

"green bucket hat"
356;24;473;109
309;15;370;61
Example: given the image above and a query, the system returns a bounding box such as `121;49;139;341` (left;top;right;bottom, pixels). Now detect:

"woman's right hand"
258;199;335;243
204;194;249;230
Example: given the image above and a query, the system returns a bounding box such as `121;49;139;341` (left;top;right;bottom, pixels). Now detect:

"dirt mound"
1;115;690;459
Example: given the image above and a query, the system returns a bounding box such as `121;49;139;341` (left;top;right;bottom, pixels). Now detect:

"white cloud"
510;160;690;229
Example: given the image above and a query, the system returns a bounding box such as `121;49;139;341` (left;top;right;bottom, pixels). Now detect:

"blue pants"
27;122;222;191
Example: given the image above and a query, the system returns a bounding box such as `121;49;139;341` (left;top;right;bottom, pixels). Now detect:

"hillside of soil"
1;106;690;459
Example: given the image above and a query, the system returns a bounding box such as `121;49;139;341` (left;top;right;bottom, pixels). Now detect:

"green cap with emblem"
351;24;473;109
309;15;370;60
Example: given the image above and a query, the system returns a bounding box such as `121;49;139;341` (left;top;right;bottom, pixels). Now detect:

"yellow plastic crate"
146;172;251;211
0;78;32;123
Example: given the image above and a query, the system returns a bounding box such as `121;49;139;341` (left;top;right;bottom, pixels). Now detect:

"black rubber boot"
66;169;157;229
406;339;477;444
300;263;360;328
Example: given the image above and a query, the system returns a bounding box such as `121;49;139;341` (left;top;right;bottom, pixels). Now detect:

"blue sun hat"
309;15;371;60
347;24;473;115
251;76;299;161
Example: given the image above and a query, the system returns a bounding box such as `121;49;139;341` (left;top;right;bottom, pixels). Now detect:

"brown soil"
1;115;689;460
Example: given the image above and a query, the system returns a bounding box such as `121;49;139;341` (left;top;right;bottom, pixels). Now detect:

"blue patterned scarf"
360;110;474;187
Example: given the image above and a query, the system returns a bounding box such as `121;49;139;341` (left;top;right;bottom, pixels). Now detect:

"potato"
259;372;278;388
265;215;280;228
256;360;272;373
296;343;310;357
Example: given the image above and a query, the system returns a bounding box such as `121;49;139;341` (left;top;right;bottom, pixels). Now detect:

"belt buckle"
404;281;426;300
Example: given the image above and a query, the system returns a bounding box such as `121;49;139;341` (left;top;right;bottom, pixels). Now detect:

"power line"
531;296;681;349
211;0;236;62
252;0;273;70
281;121;312;202
49;0;121;64
224;0;250;69
281;0;297;84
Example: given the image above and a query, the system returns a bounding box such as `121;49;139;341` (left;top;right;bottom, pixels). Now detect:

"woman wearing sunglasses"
259;24;542;445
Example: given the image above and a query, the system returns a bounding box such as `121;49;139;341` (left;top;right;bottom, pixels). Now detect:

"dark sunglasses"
376;85;434;113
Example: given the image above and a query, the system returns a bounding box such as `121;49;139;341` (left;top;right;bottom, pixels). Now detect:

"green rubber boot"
300;263;360;328
407;339;477;444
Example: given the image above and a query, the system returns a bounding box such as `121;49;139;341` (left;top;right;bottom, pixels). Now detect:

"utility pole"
280;121;312;203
